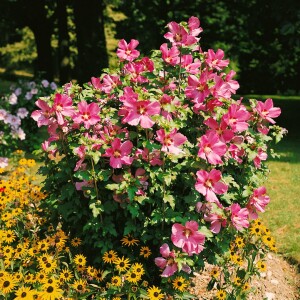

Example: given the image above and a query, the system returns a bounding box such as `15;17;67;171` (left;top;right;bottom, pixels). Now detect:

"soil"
190;253;300;299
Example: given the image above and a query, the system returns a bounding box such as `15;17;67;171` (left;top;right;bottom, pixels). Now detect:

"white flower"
9;93;18;105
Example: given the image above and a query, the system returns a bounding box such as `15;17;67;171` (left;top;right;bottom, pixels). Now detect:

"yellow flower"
243;282;250;291
262;235;275;247
72;279;88;293
216;289;227;300
59;269;74;282
125;271;142;283
234;276;242;286
102;250;118;263
139;246;152;258
94;269;104;282
114;256;131;272
71;237;82;247
147;285;164;300
74;254;87;266
172;276;188;292
234;237;245;248
14;285;35;300
87;266;97;278
37;240;50;252
111;275;122;287
39;283;63;300
132;262;145;276
0;273;18;294
3;245;14;258
250;224;262;236
210;267;220;279
256;260;267;272
40;260;57;274
3;229;16;243
120;234;139;247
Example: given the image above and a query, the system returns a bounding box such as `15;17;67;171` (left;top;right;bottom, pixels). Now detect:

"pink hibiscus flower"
155;243;189;277
51;93;75;125
228;203;249;231
171;221;205;256
205;49;229;71
247;186;270;219
225;70;240;94
255;98;281;124
204;212;227;234
160;43;180;66
104;138;134;168
31;99;53;127
188;16;203;39
253;148;268;168
117;39;140;62
120;93;161;128
73;101;100;129
185;72;211;104
222;104;251;132
164;21;197;46
195;169;228;205
204;118;234;143
156;128;187;155
181;54;201;74
197;131;227;165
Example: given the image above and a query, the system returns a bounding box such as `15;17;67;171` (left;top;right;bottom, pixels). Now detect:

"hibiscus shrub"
31;16;285;299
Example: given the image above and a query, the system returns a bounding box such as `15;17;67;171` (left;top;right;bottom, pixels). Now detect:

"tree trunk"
19;0;54;80
57;0;72;83
73;0;108;84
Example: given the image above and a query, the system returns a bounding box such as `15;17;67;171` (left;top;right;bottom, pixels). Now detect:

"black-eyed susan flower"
3;245;14;258
210;267;220;279
39;283;63;300
256;260;267;272
71;237;82;247
87;266;97;278
3;229;16;243
114;256;130;272
147;285;164;300
243;282;250;291
36;272;47;283
132;262;145;276
37;239;50;252
102;250;118;263
126;271;141;284
94;269;104;282
40;260;57;274
72;278;88;293
13;272;23;282
74;254;87;266
120;234;139;247
14;285;35;300
234;276;242;286
111;275;122;287
250;224;262;236
139;246;152;258
216;289;227;300
59;269;73;282
262;235;275;247
172;276;188;292
0;273;18;294
234;237;245;248
24;273;36;284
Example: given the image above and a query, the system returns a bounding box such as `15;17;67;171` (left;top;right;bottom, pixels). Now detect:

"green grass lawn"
262;135;300;265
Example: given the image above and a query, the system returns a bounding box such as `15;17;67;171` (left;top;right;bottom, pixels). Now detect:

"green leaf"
163;194;175;209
